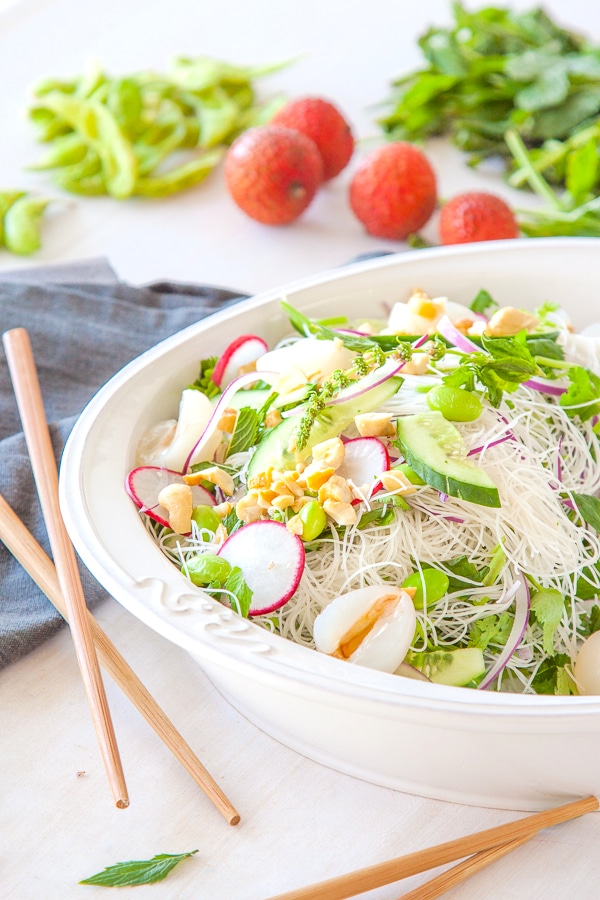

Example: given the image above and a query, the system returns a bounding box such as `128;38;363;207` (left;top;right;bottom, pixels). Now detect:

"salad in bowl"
126;278;600;698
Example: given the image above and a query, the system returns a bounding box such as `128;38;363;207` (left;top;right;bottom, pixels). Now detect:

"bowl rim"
60;236;600;716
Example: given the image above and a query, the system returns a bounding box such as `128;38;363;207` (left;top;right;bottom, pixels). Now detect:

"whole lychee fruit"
224;125;324;225
271;97;354;180
439;191;520;244
349;142;437;240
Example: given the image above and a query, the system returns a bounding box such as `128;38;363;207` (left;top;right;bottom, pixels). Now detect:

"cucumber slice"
410;647;486;687
248;375;402;477
216;387;311;413
395;411;500;508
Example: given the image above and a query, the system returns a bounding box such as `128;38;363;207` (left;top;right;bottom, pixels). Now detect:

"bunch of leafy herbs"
378;2;600;182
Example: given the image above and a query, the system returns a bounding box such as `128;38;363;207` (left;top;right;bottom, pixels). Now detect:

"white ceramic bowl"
60;238;600;811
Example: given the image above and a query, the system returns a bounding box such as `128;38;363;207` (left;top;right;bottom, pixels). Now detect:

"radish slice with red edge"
477;576;531;690
217;520;305;616
126;466;215;529
438;314;567;396
325;357;406;407
212;334;269;389
337;437;390;494
183;369;277;472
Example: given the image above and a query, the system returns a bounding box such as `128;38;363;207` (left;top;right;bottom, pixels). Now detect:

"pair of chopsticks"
1;327;239;824
266;794;598;900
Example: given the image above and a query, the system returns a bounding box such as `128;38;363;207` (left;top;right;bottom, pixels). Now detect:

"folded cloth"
0;258;248;669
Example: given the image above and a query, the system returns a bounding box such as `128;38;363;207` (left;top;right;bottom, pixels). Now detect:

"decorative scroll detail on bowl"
134;575;273;654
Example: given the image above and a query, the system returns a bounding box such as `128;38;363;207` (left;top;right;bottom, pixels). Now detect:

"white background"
2;2;600;898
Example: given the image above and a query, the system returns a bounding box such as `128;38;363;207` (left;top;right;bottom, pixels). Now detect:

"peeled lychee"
224;125;324;225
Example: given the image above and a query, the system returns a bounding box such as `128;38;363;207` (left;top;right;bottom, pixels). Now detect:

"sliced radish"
217;520;305;616
337;437;390;494
183;369;277;472
212;334;269;389
126;466;215;529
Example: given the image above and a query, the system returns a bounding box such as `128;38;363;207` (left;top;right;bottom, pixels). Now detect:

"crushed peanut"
486;306;540;337
380;469;418;495
265;408;282;428
318;474;353;505
286;514;304;535
401;352;430;376
354;412;396;438
323;499;357;525
311;436;345;469
217;408;237;433
184;466;235;495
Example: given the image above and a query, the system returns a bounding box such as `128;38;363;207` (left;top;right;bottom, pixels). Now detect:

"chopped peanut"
217;408;237;433
323;499;357;526
303;464;336;491
157;482;193;534
486;306;539;337
272;473;305;498
235;491;263;523
237;361;257;376
286;514;304;536
275;366;309;395
271;493;296;510
247;469;273;490
380;469;418;495
354;412;396;438
256;489;276;509
213;501;232;518
265;408;282;428
318;474;352;505
311;437;345;469
184;466;235;495
214;523;229;545
401;352;430;376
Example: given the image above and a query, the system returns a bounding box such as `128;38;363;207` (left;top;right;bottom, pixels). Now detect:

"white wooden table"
2;1;599;897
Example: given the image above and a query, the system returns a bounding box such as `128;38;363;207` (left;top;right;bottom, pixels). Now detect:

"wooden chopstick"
0;491;241;826
266;795;598;900
397;834;532;900
2;326;128;808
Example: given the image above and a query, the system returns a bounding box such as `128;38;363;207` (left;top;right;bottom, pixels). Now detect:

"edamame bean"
426;384;483;422
299;500;327;542
191;504;222;537
185;553;231;586
402;568;450;610
3;196;50;255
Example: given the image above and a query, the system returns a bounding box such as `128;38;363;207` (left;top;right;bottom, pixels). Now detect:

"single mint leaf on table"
79;850;198;887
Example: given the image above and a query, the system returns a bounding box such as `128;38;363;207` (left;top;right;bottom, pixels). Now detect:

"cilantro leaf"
531;653;575;695
581;603;600;637
468;612;513;651
530;589;565;655
79;850;198;886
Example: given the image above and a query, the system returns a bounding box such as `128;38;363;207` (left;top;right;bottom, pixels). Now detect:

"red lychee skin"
439;191;520;244
271;97;354;180
224;126;324;225
349;142;437;240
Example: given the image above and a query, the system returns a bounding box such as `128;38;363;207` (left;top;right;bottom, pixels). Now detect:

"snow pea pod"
27;133;88;170
3;196;51;255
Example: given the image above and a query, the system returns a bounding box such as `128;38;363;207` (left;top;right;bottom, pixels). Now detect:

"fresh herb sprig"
80;850;198;887
378;2;600;178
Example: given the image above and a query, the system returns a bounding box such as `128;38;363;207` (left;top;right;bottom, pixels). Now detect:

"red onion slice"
437;315;480;353
325;357;406;407
478;576;531;690
182;370;278;472
522;376;567;396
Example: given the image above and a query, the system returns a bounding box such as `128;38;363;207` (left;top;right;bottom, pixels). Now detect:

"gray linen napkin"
0;258;247;668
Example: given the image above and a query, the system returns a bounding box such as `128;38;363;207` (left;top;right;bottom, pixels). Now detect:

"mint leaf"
571;492;600;532
530;589;565;656
223;565;253;617
226;407;259;457
79;850;198;886
470;288;498;317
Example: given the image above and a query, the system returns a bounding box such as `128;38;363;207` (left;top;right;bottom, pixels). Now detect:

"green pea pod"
53;149;103;183
0;191;26;246
134;147;223;197
28;133;88;170
75;58;106;99
33;78;77;97
184;87;241;147
37;93;137;198
53;172;106;196
3;196;51;255
135;112;188;175
233;94;287;136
